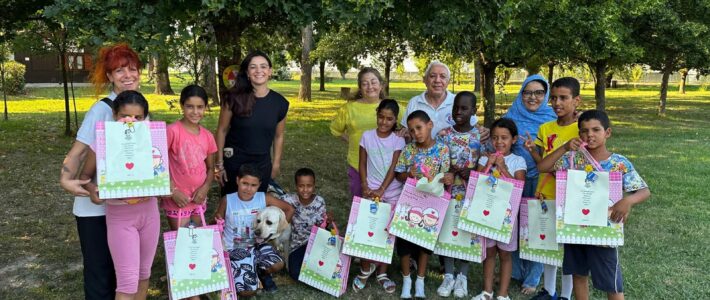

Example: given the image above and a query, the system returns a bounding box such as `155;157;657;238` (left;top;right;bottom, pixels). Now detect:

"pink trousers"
106;198;160;294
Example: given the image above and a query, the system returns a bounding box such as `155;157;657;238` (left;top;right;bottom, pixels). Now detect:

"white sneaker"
453;273;468;298
415;276;426;298
401;274;412;299
471;290;493;300
437;274;455;297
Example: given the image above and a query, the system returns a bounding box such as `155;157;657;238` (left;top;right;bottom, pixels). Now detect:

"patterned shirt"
283;193;327;252
554;152;648;193
395;141;451;179
437;126;482;196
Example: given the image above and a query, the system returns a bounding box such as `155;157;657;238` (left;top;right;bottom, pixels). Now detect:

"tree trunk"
319;60;325;92
659;65;672;116
154;53;174;95
474;57;482;93
384;55;392;96
298;24;313;102
201;55;219;106
592;61;607;111
60;49;71;136
679;69;688;94
547;62;555;81
481;62;497;127
1;56;7;121
214;22;242;94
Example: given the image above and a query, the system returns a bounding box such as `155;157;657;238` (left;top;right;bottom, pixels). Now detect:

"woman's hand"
478;125;490;142
271;162;281;179
61;178;92;197
214;163;226;186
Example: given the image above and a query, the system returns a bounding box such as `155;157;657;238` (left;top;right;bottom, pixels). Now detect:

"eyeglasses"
522;90;546;98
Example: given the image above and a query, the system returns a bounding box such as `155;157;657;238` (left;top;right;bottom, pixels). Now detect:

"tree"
298;23;314;101
631;0;710;115
311;25;363;90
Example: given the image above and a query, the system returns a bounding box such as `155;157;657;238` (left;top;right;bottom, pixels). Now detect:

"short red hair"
90;43;141;95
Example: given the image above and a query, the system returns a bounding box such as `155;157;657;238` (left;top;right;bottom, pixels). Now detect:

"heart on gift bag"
483;210;490;216
582;209;590;215
539;234;546;240
451;231;459;237
125;162;135;170
188;263;196;270
367;231;374;237
318;261;324;267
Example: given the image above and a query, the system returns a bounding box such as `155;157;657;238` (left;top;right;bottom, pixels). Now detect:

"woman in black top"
215;51;289;194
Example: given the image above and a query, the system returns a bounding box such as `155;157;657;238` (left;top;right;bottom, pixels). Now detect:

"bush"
272;66;292;81
0;61;25;95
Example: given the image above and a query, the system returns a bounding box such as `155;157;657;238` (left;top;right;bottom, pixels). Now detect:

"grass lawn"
1;76;708;299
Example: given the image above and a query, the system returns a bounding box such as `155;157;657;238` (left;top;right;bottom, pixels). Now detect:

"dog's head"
253;206;289;243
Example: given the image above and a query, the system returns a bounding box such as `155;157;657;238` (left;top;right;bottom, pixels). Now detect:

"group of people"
58;43;650;300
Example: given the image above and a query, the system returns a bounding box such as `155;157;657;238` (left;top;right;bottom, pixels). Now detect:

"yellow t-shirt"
534;120;579;199
329;101;380;169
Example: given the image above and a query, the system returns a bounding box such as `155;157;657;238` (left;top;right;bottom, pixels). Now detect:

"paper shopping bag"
165;207;230;299
556;170;624;246
96;121;170;199
458;170;523;243
388;178;450;250
519;198;563;266
433;194;486;263
299;220;351;297
342;197;395;264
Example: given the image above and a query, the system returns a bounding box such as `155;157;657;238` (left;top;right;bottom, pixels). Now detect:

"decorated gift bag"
519;198;563;266
458;165;524;243
556;147;624;246
342;196;396;264
95;120;171;198
388;178;450;250
299;217;351;297
164;206;231;299
433;190;486;262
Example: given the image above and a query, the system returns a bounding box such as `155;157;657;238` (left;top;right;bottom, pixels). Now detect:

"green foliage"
272;66;293;81
0;60;25;95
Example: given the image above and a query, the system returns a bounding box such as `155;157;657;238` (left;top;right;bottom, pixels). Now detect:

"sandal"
472;290;494;300
352;263;377;291
376;273;396;294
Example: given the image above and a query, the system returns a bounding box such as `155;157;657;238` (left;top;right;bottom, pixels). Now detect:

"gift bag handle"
176;203;220;231
483;151;508;178
319;212;340;236
569;142;603;172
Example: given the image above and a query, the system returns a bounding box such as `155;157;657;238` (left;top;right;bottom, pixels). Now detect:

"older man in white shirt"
400;61;489;139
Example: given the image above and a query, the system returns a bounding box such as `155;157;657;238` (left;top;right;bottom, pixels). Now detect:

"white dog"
253;206;291;256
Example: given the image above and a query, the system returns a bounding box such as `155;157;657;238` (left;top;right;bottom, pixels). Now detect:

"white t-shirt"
72;92;116;217
223;192;266;251
478;153;527;175
401;91;479;138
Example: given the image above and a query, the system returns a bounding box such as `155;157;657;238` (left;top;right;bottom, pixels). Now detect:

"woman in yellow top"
330;67;386;198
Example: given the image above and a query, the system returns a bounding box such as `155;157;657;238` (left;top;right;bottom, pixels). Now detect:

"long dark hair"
222;50;272;117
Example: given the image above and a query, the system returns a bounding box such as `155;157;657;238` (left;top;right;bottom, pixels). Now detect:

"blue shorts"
563;244;623;293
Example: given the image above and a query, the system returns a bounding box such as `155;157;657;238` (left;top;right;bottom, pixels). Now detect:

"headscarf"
502;74;557;178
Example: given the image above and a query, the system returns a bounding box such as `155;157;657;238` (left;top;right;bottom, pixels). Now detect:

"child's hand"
325;211;334;223
212;216;224;226
523;132;536;153
362;187;373;199
610;198;633;223
408;165;418;179
564;137;583;151
193;186;209;205
371;187;385;199
441;172;455;185
172;189;191;208
493;155;507;169
478;125;490;142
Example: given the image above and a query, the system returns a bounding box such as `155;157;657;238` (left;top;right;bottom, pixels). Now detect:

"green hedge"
0;60;26;95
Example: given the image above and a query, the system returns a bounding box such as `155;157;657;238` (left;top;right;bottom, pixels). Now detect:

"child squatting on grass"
537;110;650;300
394;110;451;299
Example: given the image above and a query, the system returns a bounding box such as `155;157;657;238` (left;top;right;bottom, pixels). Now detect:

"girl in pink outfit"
81;91;160;300
161;85;217;231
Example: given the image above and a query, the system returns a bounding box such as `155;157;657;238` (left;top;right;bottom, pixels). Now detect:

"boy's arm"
266;194;294;222
537;137;583;173
610;187;651;223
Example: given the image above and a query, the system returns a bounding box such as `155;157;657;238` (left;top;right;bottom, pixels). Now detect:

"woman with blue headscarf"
502;74;557;295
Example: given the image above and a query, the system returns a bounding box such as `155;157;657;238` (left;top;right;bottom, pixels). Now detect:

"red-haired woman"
59;43;141;299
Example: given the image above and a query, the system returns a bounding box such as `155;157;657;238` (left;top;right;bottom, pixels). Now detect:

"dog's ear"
277;209;289;233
